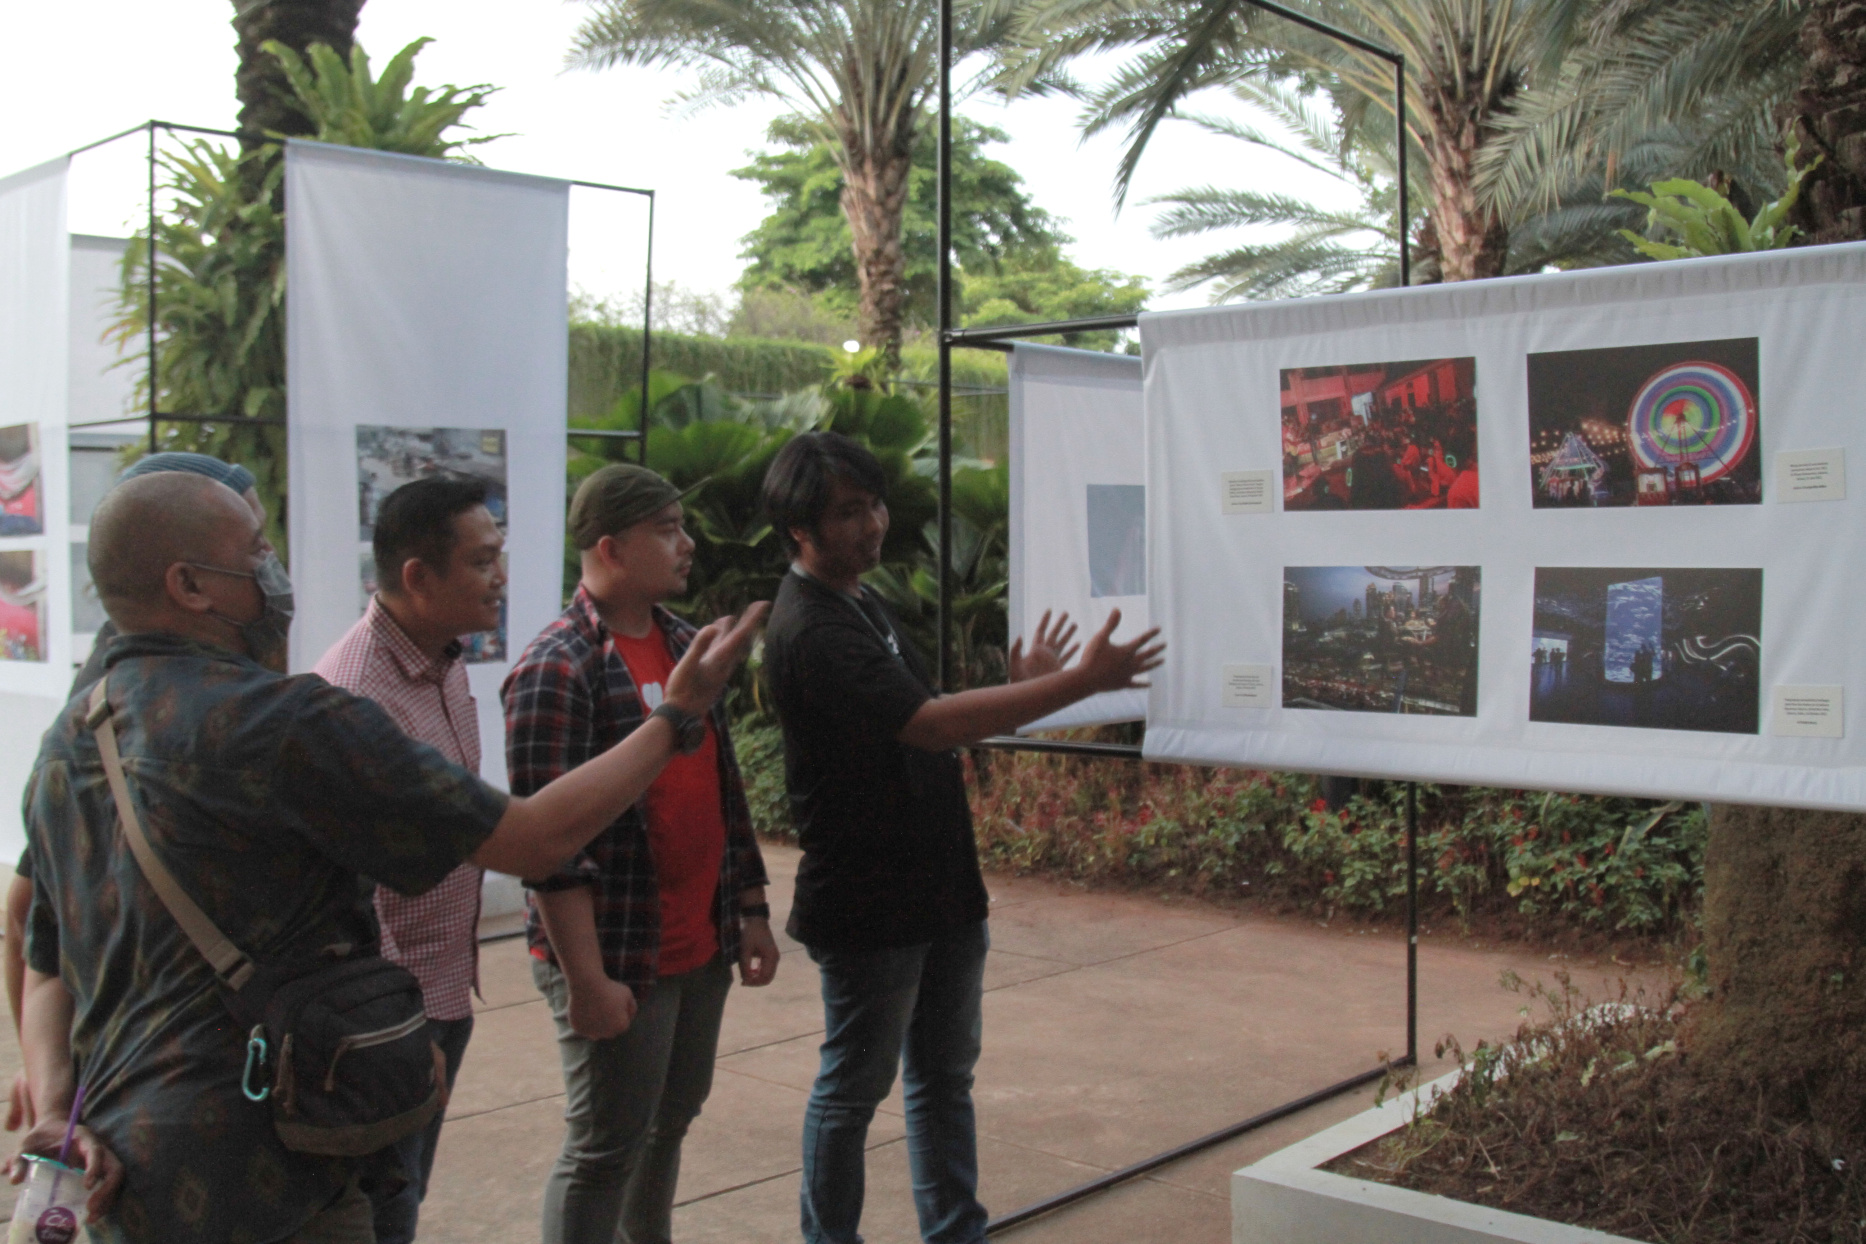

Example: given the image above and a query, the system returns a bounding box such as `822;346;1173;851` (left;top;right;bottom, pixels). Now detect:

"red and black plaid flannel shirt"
501;587;766;991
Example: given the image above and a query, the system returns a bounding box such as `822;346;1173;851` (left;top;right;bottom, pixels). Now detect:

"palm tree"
1004;0;1598;282
1143;76;1661;301
231;0;367;152
567;0;1015;363
1476;0;1805;224
1144;80;1411;298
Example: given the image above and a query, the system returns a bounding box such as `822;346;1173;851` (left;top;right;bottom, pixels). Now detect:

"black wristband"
739;902;771;920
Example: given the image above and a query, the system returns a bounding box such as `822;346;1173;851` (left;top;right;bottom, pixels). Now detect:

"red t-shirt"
612;628;727;976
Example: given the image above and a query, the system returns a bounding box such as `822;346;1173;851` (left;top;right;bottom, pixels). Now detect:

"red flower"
1309;798;1328;813
1575;853;1588;869
1323;870;1336;883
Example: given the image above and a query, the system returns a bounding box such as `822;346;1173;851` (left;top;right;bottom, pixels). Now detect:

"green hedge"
569;324;836;419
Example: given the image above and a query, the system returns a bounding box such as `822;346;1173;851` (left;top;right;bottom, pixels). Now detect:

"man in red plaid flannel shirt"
313;475;509;1244
505;463;778;1244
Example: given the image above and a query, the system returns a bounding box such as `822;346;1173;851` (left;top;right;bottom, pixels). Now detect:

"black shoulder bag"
86;677;441;1157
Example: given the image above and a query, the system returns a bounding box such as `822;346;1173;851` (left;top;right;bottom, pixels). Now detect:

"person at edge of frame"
758;431;1165;1244
3;453;264;1138
11;469;766;1243
311;474;508;1244
503;462;780;1244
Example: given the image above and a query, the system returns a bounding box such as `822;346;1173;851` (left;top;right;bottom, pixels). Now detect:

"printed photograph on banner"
0;551;46;662
1530;567;1761;733
1086;484;1145;597
1282;565;1481;715
1281;358;1478;512
1527;338;1760;507
356;425;509;663
0;423;43;536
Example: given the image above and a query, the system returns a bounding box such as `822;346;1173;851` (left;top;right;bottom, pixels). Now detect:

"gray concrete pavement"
0;848;1662;1242
422;847;1657;1243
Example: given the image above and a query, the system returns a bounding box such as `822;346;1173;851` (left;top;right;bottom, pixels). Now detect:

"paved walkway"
423;847;1655;1243
0;848;1660;1241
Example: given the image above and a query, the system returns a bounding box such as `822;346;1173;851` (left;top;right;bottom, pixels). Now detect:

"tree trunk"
1695;1;1866;1113
1420;85;1511;283
840;131;916;366
1784;0;1866;244
230;0;365;152
1694;803;1866;1110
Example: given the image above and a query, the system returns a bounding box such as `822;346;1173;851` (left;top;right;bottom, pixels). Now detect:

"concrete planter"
1232;1067;1644;1244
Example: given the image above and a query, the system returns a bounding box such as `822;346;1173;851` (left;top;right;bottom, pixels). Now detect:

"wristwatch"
649;702;707;755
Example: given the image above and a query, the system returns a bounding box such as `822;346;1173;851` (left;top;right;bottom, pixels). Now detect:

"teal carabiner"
241;1026;271;1103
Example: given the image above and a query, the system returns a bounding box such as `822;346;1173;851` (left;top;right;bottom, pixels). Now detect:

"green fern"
261;37;502;158
1609;131;1821;258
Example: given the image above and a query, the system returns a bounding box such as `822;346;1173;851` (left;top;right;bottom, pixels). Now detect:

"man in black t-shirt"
761;433;1162;1244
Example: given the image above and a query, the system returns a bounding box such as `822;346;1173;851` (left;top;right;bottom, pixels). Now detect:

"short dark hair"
373;475;491;594
762;432;888;556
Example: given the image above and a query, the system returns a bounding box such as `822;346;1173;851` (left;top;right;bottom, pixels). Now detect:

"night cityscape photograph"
1282;565;1481;715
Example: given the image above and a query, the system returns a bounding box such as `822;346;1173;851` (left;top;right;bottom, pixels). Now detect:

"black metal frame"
933;2;1417;1232
59;121;656;466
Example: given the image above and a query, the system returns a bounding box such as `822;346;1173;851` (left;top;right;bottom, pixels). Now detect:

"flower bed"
965;750;1705;941
1326;978;1866;1242
734;716;1707;944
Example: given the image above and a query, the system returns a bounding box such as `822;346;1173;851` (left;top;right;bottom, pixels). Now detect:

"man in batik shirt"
313;475;507;1244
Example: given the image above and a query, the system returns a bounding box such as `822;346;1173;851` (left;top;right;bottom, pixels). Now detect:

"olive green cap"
569;463;683;550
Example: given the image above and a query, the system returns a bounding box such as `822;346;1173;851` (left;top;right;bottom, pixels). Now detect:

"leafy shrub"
731;714;793;841
964;752;1706;939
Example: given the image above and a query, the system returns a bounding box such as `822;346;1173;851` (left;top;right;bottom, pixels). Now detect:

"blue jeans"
801;921;990;1244
369;1014;474;1244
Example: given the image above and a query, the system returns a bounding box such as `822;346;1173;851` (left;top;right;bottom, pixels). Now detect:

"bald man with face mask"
13;473;765;1244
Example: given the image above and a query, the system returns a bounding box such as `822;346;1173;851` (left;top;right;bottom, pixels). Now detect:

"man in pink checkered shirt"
314;474;509;1244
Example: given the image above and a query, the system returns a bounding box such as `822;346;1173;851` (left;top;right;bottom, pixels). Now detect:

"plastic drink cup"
7;1156;85;1244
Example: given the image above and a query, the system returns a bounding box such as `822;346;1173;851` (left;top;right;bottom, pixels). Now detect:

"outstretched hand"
1074;609;1165;694
1009;610;1080;683
665;602;771;717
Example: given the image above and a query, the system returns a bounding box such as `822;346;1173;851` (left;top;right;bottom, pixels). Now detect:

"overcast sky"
1;1;1347;317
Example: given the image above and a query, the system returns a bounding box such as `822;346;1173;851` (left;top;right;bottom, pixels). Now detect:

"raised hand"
666;601;771;717
1074;609;1165;694
1009;610;1080;683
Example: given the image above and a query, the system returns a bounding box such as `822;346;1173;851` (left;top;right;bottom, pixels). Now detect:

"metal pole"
146;121;158;455
935;0;955;692
1406;780;1419;1065
639;191;655;467
986;1062;1392;1235
1395;59;1409;288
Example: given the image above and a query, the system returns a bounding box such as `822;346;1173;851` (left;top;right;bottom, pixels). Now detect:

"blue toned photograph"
1086;484;1146;598
1530;567;1761;733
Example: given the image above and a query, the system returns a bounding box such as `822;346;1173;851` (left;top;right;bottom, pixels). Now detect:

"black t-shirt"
763;571;988;949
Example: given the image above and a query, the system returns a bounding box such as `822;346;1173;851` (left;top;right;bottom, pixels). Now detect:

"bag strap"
87;677;255;991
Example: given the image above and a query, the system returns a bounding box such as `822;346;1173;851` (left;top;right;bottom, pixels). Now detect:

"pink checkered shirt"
313;596;484;1020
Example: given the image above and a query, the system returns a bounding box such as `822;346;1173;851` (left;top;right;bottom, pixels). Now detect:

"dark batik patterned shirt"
502;589;767;991
23;632;508;1244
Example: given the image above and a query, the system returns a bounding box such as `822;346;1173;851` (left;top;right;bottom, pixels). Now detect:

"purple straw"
55;1084;85;1166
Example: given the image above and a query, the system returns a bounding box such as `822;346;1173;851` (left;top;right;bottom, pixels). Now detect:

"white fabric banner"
286;141;570;788
1142;243;1866;812
0;158;72;863
1009;343;1149;731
